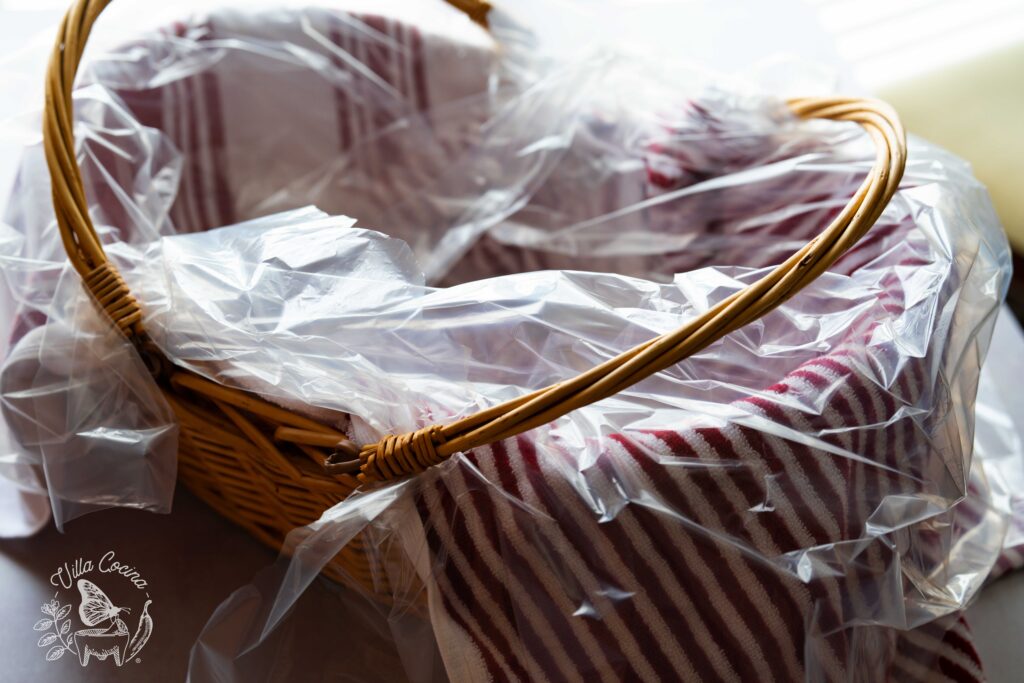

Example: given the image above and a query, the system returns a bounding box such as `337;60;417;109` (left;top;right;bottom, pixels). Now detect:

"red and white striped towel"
29;4;1013;681
408;265;988;682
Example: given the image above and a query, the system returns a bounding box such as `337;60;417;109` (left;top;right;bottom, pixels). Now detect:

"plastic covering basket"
13;0;1013;680
43;0;906;590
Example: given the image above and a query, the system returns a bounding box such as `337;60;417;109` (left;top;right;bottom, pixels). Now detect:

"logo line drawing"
35;556;153;667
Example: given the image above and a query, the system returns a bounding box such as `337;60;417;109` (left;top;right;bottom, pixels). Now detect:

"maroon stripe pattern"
415;331;990;681
415;259;998;680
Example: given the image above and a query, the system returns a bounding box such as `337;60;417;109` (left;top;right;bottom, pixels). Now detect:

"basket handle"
43;0;906;485
359;96;906;482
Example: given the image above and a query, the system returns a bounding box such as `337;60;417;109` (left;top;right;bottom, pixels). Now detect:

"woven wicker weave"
42;0;906;592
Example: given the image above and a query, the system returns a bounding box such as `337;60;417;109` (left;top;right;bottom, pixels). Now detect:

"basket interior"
80;6;916;292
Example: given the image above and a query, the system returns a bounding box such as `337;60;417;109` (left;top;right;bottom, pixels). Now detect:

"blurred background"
811;0;1024;319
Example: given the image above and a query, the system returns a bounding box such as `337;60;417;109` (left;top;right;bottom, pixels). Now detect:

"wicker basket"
42;0;905;594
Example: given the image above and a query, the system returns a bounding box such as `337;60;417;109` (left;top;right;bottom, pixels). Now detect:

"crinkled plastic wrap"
0;1;1017;681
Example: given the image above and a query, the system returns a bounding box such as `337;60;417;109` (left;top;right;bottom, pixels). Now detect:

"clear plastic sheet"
0;1;1017;680
973;313;1024;581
